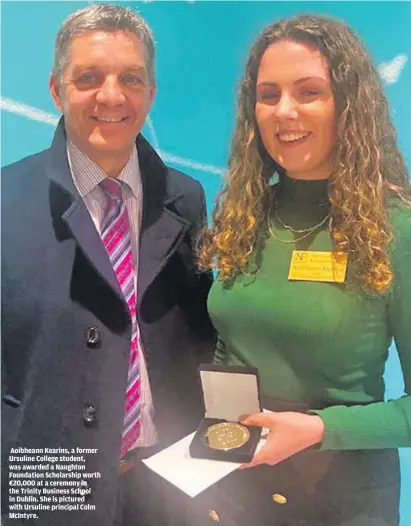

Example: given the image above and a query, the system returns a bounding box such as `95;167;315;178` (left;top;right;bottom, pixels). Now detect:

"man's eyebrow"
71;64;147;75
123;66;147;73
71;64;96;74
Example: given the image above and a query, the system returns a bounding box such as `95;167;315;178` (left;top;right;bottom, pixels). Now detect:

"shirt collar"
67;139;141;198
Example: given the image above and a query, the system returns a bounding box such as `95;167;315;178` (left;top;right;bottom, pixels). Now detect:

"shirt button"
83;405;97;427
85;327;101;348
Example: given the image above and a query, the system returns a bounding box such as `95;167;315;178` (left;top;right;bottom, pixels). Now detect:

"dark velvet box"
189;364;262;463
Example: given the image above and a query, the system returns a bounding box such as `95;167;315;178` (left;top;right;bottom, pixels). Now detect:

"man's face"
50;30;155;172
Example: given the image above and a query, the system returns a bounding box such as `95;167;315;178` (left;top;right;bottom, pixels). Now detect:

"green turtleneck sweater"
208;175;411;451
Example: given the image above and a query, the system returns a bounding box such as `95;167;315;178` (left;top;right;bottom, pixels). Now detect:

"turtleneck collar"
270;173;331;234
276;173;329;207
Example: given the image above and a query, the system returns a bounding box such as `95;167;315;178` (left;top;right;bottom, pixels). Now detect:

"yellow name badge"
288;251;348;283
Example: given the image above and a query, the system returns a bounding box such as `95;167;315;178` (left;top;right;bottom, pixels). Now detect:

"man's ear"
49;74;64;113
148;81;156;108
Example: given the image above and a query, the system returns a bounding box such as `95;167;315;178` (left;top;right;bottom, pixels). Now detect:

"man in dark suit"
1;4;215;526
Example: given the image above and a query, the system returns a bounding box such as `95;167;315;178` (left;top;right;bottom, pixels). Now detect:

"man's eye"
77;72;98;84
122;74;143;86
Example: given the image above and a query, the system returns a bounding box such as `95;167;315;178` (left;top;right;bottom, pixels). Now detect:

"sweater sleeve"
310;211;411;450
214;337;229;364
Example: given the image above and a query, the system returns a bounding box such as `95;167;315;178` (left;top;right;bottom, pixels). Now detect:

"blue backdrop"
1;2;410;524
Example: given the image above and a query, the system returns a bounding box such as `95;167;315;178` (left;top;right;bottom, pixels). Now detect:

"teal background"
1;2;410;524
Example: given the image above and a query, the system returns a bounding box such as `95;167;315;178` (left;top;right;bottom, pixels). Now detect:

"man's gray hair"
53;4;155;84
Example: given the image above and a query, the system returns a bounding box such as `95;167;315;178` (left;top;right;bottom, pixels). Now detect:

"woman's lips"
277;131;312;147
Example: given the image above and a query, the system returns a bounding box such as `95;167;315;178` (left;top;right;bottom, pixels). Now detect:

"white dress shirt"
67;140;158;448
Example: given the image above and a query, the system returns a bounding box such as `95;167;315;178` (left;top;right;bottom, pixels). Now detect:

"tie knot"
101;177;122;201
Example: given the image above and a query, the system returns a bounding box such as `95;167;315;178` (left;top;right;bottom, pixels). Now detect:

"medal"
202;422;250;451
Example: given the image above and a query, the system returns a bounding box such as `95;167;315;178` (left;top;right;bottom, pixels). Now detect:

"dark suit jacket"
1;120;216;525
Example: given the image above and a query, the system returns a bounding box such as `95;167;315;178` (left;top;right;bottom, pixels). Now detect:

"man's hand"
240;411;325;469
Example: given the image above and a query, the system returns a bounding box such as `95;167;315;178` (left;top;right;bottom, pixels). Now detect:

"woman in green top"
193;13;411;526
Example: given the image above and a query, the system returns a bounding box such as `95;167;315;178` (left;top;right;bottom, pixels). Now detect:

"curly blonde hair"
198;14;410;292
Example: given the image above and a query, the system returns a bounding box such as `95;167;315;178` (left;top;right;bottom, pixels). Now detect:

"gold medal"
202;422;250;451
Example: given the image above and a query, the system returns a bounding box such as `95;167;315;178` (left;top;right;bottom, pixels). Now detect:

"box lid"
199;364;261;421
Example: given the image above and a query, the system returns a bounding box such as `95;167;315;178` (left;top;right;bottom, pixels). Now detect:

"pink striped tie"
101;178;141;458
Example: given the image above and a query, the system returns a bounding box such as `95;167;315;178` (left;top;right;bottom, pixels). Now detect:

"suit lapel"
46;120;189;305
138;207;189;304
136;135;190;304
62;200;122;297
46;119;122;299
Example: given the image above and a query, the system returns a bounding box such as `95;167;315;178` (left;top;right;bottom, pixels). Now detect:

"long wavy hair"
198;14;410;292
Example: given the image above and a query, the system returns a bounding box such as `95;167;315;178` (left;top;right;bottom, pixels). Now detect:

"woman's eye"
301;89;320;97
259;92;280;102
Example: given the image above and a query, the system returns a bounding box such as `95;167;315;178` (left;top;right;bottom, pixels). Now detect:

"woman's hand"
240;411;325;469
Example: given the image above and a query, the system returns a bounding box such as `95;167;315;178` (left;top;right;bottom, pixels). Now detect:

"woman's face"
255;39;337;180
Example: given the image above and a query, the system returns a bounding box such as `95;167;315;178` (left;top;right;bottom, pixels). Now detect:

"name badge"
288;251;348;283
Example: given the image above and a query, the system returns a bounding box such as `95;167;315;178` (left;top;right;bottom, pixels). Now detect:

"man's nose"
96;76;126;106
